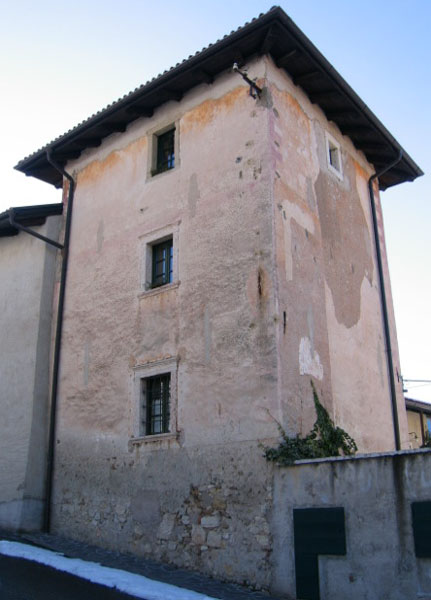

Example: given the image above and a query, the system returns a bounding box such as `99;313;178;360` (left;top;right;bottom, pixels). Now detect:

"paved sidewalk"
0;529;283;600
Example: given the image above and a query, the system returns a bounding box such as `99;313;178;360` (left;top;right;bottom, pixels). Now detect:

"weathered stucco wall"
0;216;60;530
53;58;277;589
407;409;429;448
272;450;431;600
51;53;408;589
264;58;408;451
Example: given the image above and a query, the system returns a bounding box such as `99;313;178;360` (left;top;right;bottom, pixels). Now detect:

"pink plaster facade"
50;54;409;590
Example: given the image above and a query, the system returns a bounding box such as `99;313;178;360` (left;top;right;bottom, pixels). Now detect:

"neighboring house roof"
0;203;63;237
14;6;423;191
405;398;431;415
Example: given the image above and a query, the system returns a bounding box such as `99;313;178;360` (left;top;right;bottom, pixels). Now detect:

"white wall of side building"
0;216;61;531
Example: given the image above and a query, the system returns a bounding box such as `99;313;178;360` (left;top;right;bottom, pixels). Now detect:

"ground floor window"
143;374;170;435
131;357;177;441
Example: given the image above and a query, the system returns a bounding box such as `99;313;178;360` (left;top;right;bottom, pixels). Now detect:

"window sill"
327;163;343;181
130;432;179;445
147;165;179;182
138;281;180;299
151;166;175;177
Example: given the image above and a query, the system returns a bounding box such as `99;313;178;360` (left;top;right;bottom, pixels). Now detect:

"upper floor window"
328;143;340;171
147;122;179;179
155;128;175;174
139;222;180;294
152;238;173;288
326;132;343;179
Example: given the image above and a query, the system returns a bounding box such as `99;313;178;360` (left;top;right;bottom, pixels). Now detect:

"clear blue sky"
1;0;430;400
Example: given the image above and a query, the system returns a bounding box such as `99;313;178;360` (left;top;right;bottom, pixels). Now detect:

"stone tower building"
14;6;423;594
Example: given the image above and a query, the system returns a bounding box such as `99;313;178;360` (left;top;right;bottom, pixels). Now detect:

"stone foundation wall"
53;438;274;590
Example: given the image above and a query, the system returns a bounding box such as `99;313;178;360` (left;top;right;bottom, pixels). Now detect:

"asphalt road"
0;555;144;600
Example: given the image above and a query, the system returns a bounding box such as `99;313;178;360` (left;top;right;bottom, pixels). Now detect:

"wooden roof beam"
259;24;279;55
193;69;214;85
308;89;341;104
50;150;82;161
107;122;128;133
293;70;320;85
340;123;373;135
164;89;183;102
325;109;359;121
78;138;102;148
276;48;298;67
126;105;154;118
230;47;245;67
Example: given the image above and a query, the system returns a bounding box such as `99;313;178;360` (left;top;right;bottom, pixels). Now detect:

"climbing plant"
264;381;357;466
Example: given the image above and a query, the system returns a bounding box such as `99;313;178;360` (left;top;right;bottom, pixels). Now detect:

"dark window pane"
152;239;173;287
156;129;175;173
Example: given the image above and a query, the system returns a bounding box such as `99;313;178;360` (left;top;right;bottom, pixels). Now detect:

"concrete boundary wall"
271;450;431;600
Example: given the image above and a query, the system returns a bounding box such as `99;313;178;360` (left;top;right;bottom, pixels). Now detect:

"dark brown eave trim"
406;398;431;415
14;6;423;190
0;203;63;237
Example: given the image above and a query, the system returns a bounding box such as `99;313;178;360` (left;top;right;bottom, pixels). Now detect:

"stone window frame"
138;221;180;297
131;357;178;444
325;131;343;180
147;120;180;180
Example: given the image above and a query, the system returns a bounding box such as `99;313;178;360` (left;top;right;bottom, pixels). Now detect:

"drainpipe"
43;150;75;532
368;151;403;451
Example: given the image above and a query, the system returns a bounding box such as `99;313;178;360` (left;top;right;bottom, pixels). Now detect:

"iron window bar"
145;374;170;435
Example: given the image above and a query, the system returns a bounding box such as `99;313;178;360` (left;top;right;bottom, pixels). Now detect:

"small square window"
328;143;340;171
152;238;173;288
326;133;343;179
147;122;179;179
155;128;175;174
142;374;170;435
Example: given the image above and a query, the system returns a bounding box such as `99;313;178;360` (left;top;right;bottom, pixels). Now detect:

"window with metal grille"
328;142;341;172
152;238;173;287
155;128;175;173
144;374;170;435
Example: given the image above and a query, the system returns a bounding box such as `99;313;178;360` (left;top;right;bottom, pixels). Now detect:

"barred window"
143;374;170;436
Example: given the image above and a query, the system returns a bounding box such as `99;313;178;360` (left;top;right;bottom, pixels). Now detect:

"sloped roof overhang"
0;203;63;237
406;398;431;414
14;6;423;190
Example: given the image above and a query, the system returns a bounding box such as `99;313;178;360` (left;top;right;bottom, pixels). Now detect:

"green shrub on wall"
264;381;357;466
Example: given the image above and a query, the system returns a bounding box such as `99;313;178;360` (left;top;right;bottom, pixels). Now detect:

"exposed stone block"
191;524;206;545
201;514;220;528
157;513;176;540
207;531;222;548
